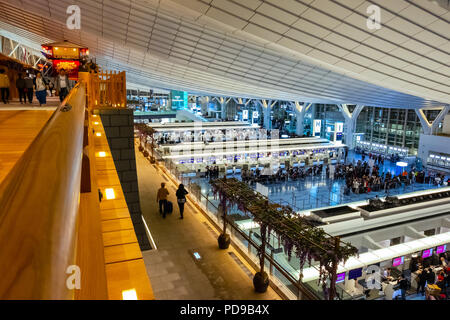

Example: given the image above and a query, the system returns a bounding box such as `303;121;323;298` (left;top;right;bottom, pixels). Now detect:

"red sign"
52;59;80;80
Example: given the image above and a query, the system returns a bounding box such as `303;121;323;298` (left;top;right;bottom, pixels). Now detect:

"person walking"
55;69;70;102
16;73;26;104
0;68;10;104
34;73;48;106
156;182;169;219
47;79;55;96
24;73;34;104
176;184;189;219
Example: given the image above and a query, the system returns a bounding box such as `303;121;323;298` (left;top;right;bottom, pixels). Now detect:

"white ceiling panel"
0;0;448;109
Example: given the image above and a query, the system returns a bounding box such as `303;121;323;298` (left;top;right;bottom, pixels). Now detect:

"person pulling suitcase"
156;182;169;219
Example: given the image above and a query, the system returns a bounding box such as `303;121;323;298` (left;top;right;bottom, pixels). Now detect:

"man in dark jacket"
16;73;26;103
426;268;435;285
398;273;408;300
24;73;34;103
417;270;427;295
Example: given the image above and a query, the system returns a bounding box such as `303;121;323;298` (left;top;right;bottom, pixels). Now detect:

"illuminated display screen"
336;273;346;283
348;268;363;280
422;248;433;259
392;256;404;267
436;245;447;254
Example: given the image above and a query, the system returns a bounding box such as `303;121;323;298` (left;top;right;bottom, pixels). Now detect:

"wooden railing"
0;69;153;299
0;83;86;299
87;70;127;109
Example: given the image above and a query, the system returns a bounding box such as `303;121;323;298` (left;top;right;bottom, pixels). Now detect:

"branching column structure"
213;97;231;120
200;96;209;115
257;99;277;130
338;104;364;149
290;102;312;136
415;105;450;135
232;98;251;122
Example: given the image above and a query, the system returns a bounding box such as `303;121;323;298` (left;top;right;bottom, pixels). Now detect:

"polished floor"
183;152;449;212
135;145;280;300
0;97;58;184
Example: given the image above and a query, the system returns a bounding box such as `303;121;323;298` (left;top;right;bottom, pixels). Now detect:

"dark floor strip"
202;221;218;238
228;252;253;280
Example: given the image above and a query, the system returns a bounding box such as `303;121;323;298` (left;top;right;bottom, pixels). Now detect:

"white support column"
213;97;228;120
431;105;450;135
259;99;276;130
338;104;364;149
415;108;432;135
8;42;20;58
291;102;312;136
200;96;209;115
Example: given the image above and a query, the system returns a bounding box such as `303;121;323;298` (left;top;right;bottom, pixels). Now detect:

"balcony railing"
0;83;87;299
0;70;152;300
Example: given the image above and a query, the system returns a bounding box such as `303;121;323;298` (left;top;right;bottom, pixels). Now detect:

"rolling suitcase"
166;201;173;214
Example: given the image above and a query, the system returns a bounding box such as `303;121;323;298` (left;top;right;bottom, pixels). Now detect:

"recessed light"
122;289;137;300
105;188;115;200
96;132;101;137
193;252;201;260
98;151;106;157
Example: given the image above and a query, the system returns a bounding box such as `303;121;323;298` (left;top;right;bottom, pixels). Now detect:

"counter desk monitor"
336;272;346;283
348;268;363;280
392;256;405;267
422;248;433;259
436;244;447;255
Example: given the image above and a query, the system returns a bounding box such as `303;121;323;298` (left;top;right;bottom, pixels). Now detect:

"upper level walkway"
0;72;153;300
0;96;59;183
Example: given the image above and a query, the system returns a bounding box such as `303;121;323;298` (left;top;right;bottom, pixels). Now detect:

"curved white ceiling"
0;0;448;108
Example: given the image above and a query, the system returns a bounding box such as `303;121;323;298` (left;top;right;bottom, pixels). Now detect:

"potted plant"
253;222;269;293
217;193;230;249
211;177;358;300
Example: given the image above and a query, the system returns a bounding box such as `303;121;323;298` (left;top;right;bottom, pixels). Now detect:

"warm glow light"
122;289;137;300
105;188;115;200
55;47;58;50
94;121;99;125
96;132;101;137
93;115;98;118
73;48;76;51
98;151;106;157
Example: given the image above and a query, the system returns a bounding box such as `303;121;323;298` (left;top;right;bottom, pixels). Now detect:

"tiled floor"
136;146;280;300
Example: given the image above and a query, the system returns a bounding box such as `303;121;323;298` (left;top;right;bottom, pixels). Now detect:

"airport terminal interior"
0;0;449;302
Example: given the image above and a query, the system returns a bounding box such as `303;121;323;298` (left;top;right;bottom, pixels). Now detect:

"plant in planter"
135;123;156;160
253;222;269;293
217;191;230;249
211;177;358;300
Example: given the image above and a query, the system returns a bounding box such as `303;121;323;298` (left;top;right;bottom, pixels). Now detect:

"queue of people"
0;68;71;105
205;165;220;180
413;253;450;300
